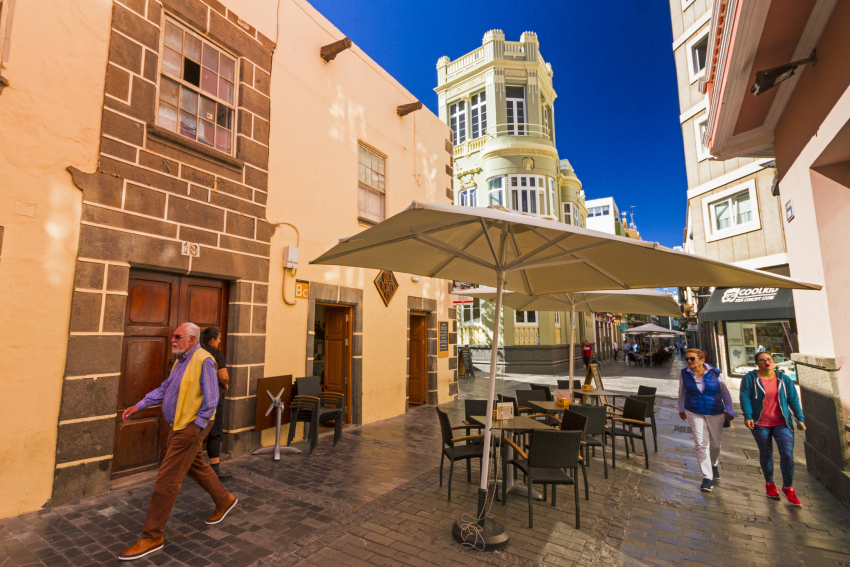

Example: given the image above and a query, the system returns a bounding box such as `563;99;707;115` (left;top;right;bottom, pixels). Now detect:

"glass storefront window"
724;320;796;378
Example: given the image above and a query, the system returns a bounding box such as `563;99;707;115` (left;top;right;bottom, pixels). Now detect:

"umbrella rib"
412;230;497;271
508;240;614;270
507;224;533;295
506;258;586;272
479;218;500;267
428;226;487;278
503;232;574;270
579;256;629;289
571;293;619;308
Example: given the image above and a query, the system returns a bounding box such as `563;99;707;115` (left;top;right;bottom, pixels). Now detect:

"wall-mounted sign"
295;280;309;299
438;321;449;358
785;199;794;222
374;270;399;306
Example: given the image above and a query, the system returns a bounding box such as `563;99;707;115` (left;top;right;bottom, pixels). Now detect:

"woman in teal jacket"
739;352;806;505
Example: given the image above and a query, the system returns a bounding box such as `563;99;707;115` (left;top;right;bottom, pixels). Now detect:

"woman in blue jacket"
740;351;806;506
678;348;736;492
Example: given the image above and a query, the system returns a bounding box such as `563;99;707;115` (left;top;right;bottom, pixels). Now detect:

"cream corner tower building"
436;30;591;374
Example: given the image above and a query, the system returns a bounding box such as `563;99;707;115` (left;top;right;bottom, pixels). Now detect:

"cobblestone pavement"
1;359;849;567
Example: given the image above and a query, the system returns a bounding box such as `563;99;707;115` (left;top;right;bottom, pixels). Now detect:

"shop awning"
700;287;796;322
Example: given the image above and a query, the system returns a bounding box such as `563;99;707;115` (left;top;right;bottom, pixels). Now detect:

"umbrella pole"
569;306;576;384
452;270;509;551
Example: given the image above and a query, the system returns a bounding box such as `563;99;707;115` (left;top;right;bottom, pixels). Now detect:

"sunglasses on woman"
685;357;702;362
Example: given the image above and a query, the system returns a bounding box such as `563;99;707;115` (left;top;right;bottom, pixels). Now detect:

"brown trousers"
142;421;231;540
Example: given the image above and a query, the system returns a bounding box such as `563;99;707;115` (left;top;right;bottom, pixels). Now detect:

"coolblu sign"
721;288;779;304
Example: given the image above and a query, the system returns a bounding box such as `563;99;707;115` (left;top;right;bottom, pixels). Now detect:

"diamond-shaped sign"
374;270;399;306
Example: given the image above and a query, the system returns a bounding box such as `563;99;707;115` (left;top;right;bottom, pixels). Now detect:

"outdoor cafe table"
576;390;627;406
527;400;568;415
470;415;552;502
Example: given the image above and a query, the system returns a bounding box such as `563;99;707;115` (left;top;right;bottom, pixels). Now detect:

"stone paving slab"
0;360;848;566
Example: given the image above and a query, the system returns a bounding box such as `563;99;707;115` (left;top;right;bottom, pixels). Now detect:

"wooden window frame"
357;142;387;225
155;17;239;157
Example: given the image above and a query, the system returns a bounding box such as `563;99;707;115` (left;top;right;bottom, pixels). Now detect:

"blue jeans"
751;424;795;487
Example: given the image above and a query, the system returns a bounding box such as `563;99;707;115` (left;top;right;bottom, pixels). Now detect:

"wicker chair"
557;379;585;403
286;395;320;453
463;399;501;456
607;389;658;453
530;383;553;401
504;429;584;529
608;398;650;470
436;408;484;501
559;410;589;500
568;404;609;479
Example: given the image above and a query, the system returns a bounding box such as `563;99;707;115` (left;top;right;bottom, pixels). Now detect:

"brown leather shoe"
206;494;238;525
118;537;164;561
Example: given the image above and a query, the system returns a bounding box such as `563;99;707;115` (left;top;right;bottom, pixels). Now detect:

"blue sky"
309;0;686;248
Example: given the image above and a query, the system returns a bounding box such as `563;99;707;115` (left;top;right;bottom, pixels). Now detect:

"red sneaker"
782;486;802;506
765;482;780;499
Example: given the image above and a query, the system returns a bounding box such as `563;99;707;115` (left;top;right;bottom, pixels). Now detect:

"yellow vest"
173;348;215;431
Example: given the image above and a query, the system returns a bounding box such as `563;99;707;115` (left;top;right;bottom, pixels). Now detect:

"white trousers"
685;411;725;480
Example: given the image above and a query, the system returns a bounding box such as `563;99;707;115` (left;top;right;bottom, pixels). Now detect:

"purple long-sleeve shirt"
136;344;219;428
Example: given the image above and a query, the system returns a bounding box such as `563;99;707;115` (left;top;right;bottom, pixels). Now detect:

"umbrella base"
451;518;509;551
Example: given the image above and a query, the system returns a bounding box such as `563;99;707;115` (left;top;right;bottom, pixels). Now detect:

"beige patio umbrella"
311;201;820;549
459;287;683;383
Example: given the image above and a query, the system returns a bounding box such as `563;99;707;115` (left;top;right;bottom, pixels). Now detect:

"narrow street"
1;359;848;567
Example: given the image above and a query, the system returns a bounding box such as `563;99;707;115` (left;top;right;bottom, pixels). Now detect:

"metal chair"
503;430;583;529
558;410;589;500
568;404;609;479
608;398;650;470
294;376;344;446
436;408;484;501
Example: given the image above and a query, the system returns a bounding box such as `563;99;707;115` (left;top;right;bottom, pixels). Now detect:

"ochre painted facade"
0;0;455;519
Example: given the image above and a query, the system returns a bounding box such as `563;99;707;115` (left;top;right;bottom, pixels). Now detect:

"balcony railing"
485;123;551;140
453;136;487;158
445;47;484;78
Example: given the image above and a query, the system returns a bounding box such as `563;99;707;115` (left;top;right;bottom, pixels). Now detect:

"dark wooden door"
409;314;428;405
112;271;228;480
323;306;352;423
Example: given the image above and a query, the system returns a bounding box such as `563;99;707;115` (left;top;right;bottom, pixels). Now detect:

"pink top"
757;377;785;427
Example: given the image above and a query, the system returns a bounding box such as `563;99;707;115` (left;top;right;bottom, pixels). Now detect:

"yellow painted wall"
262;0;453;431
0;0;110;517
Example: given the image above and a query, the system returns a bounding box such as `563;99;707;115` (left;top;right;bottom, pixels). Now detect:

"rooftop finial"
483;29;505;43
436;56;450;69
520;31;538;43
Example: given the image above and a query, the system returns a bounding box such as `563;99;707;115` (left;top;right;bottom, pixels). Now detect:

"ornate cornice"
482;147;559;162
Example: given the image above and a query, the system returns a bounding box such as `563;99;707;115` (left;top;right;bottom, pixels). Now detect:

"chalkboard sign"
438;321;449;358
460;346;475;379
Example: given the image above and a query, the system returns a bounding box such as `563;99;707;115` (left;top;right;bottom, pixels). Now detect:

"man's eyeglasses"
685;357;701;362
172;334;189;340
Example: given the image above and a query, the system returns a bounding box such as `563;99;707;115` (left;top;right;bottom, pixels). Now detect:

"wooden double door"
112;271;228;480
408;314;428;405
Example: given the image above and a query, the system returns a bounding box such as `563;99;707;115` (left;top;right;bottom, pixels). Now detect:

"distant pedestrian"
740;352;806;506
678;348;736;492
582;340;593;368
201;327;232;480
118;323;237;562
623;341;631;362
612;339;618;361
